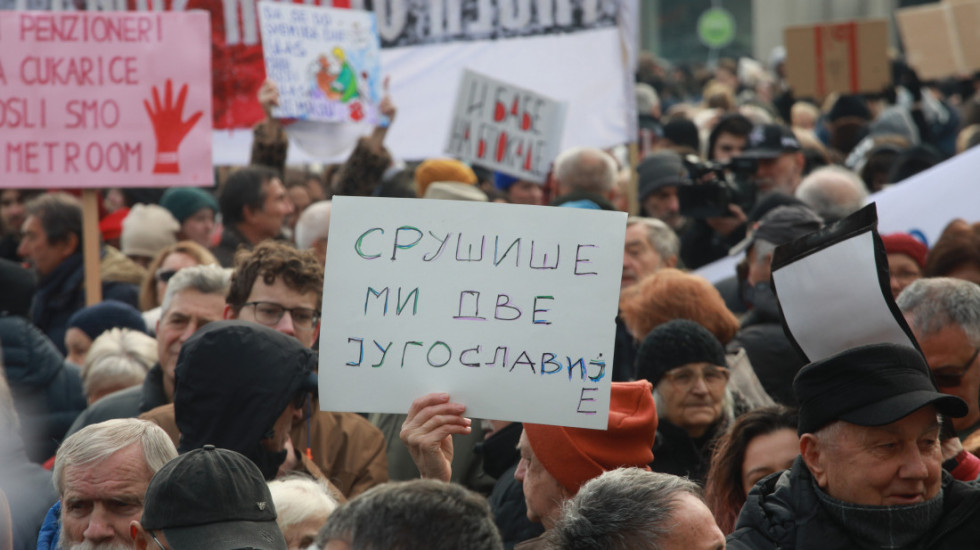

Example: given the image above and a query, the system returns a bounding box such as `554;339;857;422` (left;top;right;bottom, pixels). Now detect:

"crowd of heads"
6;32;980;550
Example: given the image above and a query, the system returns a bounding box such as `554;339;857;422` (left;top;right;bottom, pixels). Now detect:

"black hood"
174;320;317;474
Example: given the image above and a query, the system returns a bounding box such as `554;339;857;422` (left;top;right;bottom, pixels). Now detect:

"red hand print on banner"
144;79;204;174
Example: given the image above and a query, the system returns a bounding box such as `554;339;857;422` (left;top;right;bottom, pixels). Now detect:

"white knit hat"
121;203;180;258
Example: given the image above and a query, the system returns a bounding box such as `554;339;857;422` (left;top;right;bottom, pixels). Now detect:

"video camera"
678;155;758;218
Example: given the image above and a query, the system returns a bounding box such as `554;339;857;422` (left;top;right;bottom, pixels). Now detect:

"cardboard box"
896;2;980;80
784;19;890;99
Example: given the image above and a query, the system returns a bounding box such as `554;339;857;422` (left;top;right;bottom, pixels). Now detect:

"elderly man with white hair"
794;165;868;224
37;418;177;550
294;201;332;267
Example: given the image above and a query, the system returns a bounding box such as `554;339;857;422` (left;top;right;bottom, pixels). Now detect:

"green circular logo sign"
697;8;736;49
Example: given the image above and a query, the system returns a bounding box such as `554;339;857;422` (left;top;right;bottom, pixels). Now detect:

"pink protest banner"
0;11;213;188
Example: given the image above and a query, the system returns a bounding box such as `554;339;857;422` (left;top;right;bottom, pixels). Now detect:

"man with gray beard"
36;419;176;550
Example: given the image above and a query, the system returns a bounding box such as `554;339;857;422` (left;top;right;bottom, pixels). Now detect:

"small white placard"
445;69;567;183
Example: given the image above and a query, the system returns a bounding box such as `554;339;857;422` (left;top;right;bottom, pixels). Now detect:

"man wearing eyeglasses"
899;278;980;441
223;240;323;349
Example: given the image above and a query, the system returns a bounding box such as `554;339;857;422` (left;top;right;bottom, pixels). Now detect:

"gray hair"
794;165;868;223
636;83;660;115
627;216;680;265
316;479;502;550
53;418;177;495
897;278;980;346
81;328;157;402
295;200;332;251
550;468;702;550
268;474;340;533
553;147;618;194
25;192;82;245
159;264;231;315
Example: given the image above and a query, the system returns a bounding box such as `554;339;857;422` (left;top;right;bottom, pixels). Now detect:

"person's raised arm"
400;392;471;482
367;76;396;151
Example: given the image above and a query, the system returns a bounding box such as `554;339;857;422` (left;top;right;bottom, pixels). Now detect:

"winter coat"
0;315;86;462
30;252;138;355
728;457;980;550
650;419;722;484
729;308;807;407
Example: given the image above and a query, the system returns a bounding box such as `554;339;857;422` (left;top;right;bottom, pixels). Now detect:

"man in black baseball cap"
728;343;980;550
131;445;288;550
739;123;804;196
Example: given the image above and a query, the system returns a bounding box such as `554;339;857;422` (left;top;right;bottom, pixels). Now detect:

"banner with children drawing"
257;2;381;124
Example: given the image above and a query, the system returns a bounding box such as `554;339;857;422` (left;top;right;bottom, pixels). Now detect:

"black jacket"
729;308;806;407
650;419;722;484
0;315;86;462
174;321;316;478
728;457;980;549
30;252;138;355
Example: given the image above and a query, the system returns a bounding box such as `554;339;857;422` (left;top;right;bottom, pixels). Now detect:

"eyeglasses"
155;268;179;283
243;301;320;330
150;531;168;550
933;347;980;388
661;365;730;390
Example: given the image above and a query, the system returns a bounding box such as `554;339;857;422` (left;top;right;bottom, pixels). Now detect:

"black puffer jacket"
728;457;980;549
0;315;86;462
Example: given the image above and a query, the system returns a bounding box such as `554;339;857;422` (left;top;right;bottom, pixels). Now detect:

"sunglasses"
933;347;980;388
155;268;179;283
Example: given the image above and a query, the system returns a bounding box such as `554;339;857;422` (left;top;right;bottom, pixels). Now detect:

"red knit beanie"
881;233;928;269
523;380;658;495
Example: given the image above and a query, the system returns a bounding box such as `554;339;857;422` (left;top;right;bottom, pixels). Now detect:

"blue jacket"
36;502;60;550
0;315;86;462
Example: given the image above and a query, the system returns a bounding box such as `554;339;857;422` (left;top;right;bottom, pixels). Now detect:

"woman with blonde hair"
138;241;218;330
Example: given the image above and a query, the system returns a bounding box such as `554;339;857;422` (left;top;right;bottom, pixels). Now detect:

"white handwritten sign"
445;69;567;183
318;197;626;429
258;2;381;123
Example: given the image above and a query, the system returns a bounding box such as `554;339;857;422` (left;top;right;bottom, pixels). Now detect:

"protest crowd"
9;5;980;550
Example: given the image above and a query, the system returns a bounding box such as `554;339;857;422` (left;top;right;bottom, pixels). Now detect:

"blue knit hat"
160;187;219;224
67;300;148;340
493;171;520;190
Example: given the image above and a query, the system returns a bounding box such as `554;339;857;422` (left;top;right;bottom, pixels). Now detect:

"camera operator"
679;123;805;269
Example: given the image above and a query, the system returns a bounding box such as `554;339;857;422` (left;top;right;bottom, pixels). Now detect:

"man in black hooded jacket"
171;320;317;479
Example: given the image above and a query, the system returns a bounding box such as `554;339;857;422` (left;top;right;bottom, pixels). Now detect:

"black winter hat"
67;300;148;341
635;319;727;387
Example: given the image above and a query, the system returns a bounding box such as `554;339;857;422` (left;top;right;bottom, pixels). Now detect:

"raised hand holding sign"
144;79;204;174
